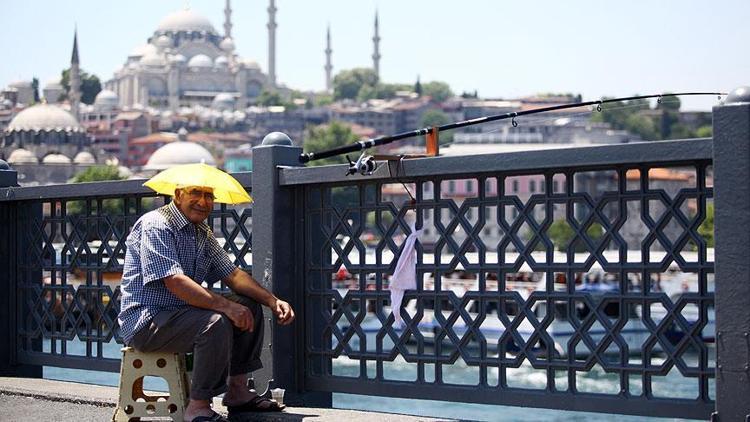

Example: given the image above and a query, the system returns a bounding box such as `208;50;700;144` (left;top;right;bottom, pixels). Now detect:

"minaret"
372;10;381;80
70;28;82;118
267;0;277;87
224;0;232;38
324;25;333;93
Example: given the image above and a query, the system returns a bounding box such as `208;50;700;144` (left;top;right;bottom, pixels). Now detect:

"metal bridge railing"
278;139;715;419
2;91;750;420
0;175;252;373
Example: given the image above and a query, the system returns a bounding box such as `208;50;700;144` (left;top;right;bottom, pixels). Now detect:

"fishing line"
299;92;725;163
478;100;662;134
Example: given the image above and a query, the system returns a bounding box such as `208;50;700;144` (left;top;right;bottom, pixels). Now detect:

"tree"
695;125;712;138
547;219;604;252
422;81;453;102
332;68;379;100
698;202;714;247
257;90;283;106
303;121;360;166
419;109;453;145
60;68;102;105
356;83;411;102
71;165;125;183
68;165;127;219
414;77;422;97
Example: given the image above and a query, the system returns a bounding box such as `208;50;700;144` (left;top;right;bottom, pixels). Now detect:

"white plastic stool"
111;347;190;422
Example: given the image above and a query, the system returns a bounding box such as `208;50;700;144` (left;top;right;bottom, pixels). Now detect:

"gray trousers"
130;294;264;401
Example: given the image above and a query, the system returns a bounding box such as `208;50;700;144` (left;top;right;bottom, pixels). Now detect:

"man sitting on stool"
118;185;294;422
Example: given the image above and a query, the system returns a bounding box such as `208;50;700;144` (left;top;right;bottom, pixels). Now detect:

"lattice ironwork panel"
16;187;253;371
304;162;714;417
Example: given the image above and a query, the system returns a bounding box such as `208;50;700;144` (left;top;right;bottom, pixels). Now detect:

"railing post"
713;87;750;421
0;161;41;378
251;133;332;407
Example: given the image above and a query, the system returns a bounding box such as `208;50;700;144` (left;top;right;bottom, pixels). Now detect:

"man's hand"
223;301;255;332
272;299;295;325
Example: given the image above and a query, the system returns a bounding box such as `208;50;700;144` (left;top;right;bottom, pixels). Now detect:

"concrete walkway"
0;377;455;421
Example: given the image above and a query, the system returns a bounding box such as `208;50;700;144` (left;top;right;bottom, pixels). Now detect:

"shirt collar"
165;201;191;231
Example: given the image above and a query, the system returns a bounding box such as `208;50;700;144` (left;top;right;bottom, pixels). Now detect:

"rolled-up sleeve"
141;226;184;285
205;235;237;283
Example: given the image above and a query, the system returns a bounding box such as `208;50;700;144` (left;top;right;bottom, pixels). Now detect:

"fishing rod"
298;92;725;166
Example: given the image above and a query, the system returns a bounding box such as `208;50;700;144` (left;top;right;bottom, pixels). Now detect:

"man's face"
173;186;215;223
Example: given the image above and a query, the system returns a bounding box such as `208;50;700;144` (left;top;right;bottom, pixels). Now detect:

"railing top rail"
0;171;252;202
280;138;712;186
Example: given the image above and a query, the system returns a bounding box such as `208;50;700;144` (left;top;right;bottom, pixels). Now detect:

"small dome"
140;52;166;67
73;151;96;164
188;54;213;69
214;55;229;68
242;59;261;70
212;93;235;110
7;103;83;132
42;153;72;164
117;166;133;178
156;9;217;34
169;53;187;64
155;35;172;49
145;141;216;170
129;43;158;58
9;80;33;88
94;90;120;109
44;78;63;90
7;148;38;164
219;37;235;52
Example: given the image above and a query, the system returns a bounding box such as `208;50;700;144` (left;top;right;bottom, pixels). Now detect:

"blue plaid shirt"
118;202;237;345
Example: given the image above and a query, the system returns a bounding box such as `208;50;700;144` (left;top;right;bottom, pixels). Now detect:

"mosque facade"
105;1;274;111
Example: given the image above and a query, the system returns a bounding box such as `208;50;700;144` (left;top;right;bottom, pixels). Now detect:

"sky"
0;0;748;111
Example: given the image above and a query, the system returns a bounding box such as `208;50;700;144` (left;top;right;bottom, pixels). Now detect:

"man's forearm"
224;268;277;307
164;273;232;312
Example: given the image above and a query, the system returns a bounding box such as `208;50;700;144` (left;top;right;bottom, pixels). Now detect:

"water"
42;339;704;421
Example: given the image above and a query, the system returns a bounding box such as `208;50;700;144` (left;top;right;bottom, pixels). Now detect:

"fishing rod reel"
346;152;378;176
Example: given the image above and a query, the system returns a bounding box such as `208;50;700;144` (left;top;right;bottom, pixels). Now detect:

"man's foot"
185;411;228;422
185;399;226;422
226;395;286;415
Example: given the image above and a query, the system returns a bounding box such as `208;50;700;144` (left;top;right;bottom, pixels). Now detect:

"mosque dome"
188;54;213;69
212;93;235;110
169;53;187;64
145;141;216;170
214;55;229;68
7;148;38;164
6;104;83;132
219;37;235;52
43;78;63;90
241;59;261;70
156;9;217;34
140;52;166;67
94;90;120;109
42;153;72;165
117;166;133;178
129;43;158;58
9;80;33;89
73;151;97;164
155;35;172;49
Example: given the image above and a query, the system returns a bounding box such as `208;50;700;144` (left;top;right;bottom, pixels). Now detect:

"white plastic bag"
389;221;422;325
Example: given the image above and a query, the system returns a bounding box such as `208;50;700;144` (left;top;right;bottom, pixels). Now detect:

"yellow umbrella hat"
144;163;252;204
